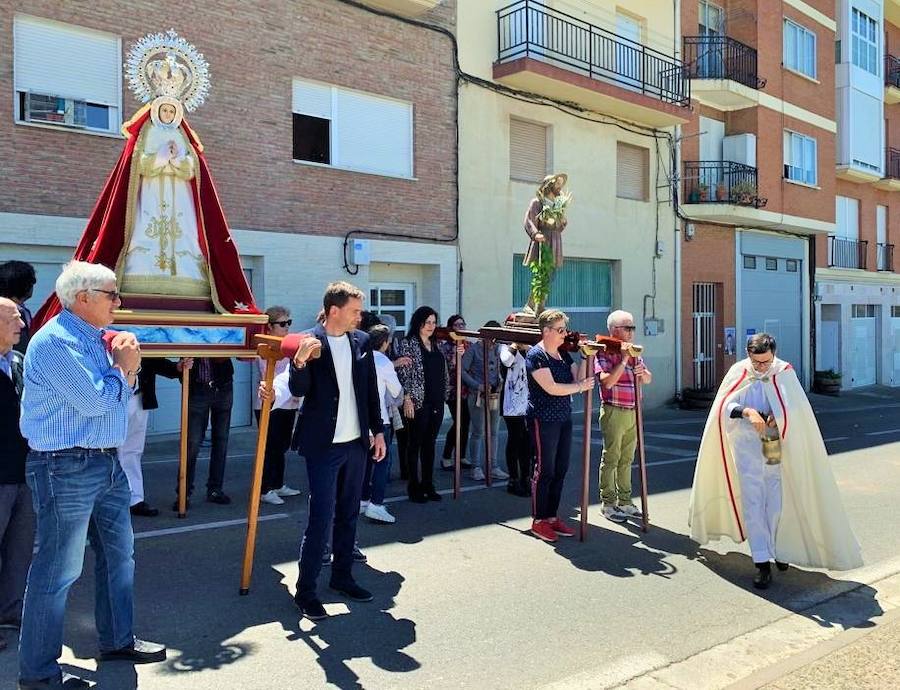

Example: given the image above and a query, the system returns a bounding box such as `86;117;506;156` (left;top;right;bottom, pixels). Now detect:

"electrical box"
349;238;370;266
723;133;757;168
644;318;664;336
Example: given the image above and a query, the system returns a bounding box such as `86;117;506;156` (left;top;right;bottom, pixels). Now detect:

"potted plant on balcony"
716;181;727;201
699;182;709;201
813;369;842;396
730;180;757;205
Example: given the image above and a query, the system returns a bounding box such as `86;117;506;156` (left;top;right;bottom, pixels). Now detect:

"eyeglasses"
270;319;293;328
547;326;567;334
617;325;637;332
90;289;121;301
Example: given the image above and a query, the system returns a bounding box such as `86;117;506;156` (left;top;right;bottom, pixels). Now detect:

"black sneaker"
18;672;91;689
753;563;772;590
294;595;328;621
352;545;368;563
206;490;231;505
329;580;373;602
130;501;159;517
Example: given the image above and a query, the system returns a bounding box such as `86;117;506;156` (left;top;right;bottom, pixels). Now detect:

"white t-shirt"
328;334;361;442
374;350;403;426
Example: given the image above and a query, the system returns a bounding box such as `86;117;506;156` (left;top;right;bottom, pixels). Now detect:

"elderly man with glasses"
595;309;652;523
17;261;166;689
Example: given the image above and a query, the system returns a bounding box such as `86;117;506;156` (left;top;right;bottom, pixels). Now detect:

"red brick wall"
0;0;457;241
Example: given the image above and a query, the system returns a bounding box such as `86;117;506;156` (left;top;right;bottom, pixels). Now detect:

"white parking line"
644;432;702;441
134;512;290;540
866;428;900;436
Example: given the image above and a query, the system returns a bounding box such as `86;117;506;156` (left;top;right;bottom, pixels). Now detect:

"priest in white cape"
688;333;862;589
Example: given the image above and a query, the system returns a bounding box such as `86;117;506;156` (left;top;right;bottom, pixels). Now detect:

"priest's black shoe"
425;488;442;501
98;638;167;663
18;672;91;689
130;501;159;517
408;492;427;504
294;595;328;621
329;580;374;602
752;563;772;590
775;561;790;571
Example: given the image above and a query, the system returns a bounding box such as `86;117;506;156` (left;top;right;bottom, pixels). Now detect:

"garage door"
741;253;803;379
893;306;900;387
848;304;877;387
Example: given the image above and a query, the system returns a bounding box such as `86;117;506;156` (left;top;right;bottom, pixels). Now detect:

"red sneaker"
530;519;558;543
549;517;575;537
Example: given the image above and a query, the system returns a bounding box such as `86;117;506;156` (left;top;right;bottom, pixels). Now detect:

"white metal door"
692;282;716;389
892;307;900;386
849;304;877;387
616;12;643;90
370;283;414;334
819;319;840;373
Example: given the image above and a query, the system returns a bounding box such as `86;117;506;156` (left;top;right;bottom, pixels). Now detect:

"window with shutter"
291;77;412;178
509;118;549;183
616;142;649;200
14;15;121;134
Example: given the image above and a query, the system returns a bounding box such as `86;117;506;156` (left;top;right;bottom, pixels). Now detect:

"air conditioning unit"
22;92;87;128
723;133;757;168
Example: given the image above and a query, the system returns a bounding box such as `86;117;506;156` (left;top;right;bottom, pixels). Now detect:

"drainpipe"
673;0;683;397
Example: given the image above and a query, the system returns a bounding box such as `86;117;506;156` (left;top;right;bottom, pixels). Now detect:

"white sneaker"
618;503;643;518
471;467;486;481
365;503;396;524
275;484;301;497
359;500;370;515
601;504;626;523
491;467;509;480
260;490;284;505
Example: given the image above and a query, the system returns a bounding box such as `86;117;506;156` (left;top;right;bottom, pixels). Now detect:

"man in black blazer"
289;282;385;620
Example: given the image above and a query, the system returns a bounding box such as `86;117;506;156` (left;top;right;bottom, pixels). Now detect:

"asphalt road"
2;387;899;689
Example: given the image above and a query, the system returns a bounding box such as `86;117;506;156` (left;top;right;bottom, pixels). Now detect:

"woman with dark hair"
438;314;471;470
395;306;449;502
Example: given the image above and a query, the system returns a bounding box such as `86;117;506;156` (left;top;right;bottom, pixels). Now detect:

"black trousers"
407;401;443;497
531;417;572;520
182;384;232;495
258;408;298;494
504;415;532;484
441;398;470;461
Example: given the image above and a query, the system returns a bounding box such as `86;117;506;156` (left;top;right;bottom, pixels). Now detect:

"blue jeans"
20;449;135;683
297;440;367;602
362;425;394;505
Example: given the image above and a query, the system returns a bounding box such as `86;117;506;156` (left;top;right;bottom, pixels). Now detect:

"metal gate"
693;282;716;389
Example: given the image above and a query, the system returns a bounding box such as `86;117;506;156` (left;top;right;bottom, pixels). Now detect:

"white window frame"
783;130;817;185
783;18;816;79
292;78;414;180
13;15;122;136
369;282;415;334
851;7;879;76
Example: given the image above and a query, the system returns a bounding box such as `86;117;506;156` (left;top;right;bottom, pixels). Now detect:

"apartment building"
457;0;687;407
679;0;837;392
815;0;900;388
0;0;458;432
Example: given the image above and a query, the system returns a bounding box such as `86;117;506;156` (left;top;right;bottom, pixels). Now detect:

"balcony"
683;161;765;207
828;236;868;270
878;243;895;272
886;56;900;104
356;0;443;17
683;35;765;111
872;148;900;191
495;0;690;127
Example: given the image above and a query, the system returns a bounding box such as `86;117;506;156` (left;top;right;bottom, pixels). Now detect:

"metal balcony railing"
828;236;868;269
886;55;900;89
496;0;689;106
877;243;894;272
683;35;764;89
886;148;900;179
682;160;765;207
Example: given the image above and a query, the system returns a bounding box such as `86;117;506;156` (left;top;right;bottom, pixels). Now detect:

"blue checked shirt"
20;310;133;451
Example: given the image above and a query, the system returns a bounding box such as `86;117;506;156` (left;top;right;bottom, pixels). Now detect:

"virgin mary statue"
34;30;258;328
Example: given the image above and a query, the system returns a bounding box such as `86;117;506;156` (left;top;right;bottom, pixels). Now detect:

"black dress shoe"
99;638;166;663
18;672;91;689
408;492;427;504
329;580;374;602
206;490;231;505
425;488;442;501
130;501;159;517
753;563;772;590
775;561;790;571
294;595;328;621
